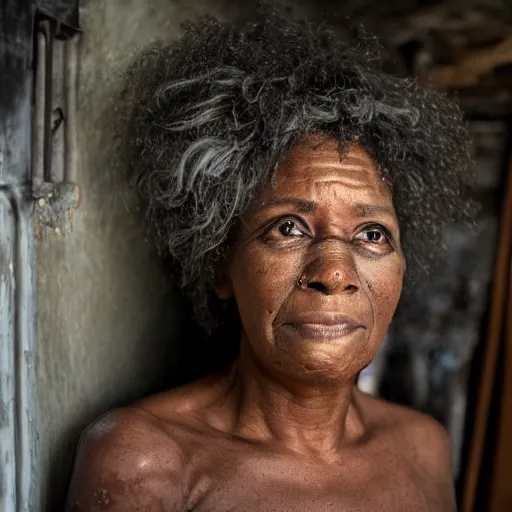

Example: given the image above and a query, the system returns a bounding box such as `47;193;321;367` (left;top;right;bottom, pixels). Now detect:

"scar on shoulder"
86;411;118;440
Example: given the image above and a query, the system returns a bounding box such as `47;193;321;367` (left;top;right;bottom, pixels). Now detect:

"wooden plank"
488;261;512;511
429;36;512;89
462;153;512;512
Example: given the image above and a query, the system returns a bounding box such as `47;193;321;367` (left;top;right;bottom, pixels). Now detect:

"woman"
66;8;474;511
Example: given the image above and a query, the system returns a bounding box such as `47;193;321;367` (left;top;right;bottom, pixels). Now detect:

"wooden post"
462;152;512;512
488;263;512;510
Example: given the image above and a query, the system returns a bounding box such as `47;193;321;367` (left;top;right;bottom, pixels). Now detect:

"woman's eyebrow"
254;199;394;218
354;204;395;217
257;198;317;214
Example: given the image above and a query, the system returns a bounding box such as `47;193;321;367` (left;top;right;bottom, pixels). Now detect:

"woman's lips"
281;313;366;341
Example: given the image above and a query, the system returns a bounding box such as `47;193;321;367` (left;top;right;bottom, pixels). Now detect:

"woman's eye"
357;226;390;244
278;220;304;237
259;217;309;244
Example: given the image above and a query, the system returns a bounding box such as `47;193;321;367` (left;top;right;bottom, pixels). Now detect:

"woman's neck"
223;345;368;460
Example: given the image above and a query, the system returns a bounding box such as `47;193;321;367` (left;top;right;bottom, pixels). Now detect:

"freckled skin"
226;137;404;389
66;138;456;511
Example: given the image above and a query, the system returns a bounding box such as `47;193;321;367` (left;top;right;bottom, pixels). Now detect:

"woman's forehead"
263;137;391;203
277;137;379;176
242;138;396;227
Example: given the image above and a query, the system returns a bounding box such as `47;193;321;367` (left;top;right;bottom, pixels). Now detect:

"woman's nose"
298;242;360;295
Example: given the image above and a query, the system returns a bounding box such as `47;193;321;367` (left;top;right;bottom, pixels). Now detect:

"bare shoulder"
65;406;188;512
65;373;231;512
359;391;452;469
357;391;456;507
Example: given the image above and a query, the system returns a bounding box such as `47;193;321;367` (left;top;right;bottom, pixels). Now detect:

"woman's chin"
272;335;376;383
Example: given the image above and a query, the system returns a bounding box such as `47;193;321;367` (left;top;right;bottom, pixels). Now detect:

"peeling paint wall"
1;1;38;510
34;1;244;509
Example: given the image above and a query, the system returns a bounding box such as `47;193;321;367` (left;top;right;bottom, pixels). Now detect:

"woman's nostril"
307;281;328;293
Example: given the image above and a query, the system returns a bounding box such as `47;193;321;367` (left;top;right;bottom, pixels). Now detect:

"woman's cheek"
236;247;301;304
362;257;404;320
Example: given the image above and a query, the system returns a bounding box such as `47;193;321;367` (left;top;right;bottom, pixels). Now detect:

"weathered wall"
34;1;243;509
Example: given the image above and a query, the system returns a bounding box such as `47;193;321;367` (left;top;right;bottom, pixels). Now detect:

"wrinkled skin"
66;138;456;512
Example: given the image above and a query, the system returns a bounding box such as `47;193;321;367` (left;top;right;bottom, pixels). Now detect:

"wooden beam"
429;36;512;89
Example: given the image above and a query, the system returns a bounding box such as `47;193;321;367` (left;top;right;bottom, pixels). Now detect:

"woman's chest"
185;444;443;512
191;483;433;512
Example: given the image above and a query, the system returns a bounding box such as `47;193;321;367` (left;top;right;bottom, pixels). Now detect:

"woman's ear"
214;278;233;299
213;260;234;299
214;279;234;299
213;243;235;299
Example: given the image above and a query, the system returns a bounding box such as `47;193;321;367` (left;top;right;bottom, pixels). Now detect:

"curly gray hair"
128;8;475;333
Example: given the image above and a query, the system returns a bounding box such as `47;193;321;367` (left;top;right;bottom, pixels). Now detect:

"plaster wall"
34;1;242;509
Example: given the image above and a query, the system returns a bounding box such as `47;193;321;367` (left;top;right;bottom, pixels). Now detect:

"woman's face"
219;137;405;384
